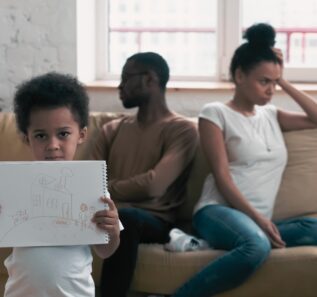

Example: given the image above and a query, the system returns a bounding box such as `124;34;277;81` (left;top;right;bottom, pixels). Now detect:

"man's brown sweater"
90;113;198;223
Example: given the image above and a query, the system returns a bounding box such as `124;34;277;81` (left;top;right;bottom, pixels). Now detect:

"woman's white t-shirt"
4;245;94;297
195;102;287;218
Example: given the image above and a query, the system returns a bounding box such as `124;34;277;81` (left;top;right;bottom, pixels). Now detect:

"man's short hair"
127;52;170;90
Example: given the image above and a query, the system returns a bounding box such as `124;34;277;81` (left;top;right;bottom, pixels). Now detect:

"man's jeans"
100;207;170;297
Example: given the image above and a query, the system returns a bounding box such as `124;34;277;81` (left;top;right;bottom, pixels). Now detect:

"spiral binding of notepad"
102;161;110;244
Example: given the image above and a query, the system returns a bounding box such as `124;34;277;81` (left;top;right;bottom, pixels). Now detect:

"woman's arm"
273;48;317;131
199;118;285;248
277;78;317;131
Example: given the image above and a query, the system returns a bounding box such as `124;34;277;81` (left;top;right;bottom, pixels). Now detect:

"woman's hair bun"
244;23;276;47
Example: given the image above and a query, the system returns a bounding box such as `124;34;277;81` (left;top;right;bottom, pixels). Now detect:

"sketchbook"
0;160;110;247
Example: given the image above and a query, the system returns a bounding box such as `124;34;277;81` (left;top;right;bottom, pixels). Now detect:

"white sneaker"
164;228;209;252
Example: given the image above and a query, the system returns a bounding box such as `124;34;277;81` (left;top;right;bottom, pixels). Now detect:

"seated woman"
172;23;317;297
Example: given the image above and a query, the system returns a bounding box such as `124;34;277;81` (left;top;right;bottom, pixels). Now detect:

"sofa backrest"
73;112;126;160
0;113;33;161
181;127;317;223
1;112;317;225
272;128;317;220
0;112;125;161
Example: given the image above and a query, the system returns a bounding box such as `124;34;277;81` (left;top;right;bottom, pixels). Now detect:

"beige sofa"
1;111;317;297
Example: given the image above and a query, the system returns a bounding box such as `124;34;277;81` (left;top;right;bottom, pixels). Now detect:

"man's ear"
146;70;159;87
78;127;88;144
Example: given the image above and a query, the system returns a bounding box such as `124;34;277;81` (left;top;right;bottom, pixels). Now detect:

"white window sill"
85;80;317;92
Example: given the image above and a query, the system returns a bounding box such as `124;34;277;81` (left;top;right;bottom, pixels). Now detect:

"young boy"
4;72;120;297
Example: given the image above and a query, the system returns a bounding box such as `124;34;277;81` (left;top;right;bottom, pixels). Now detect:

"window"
242;0;317;82
77;0;317;83
107;0;217;79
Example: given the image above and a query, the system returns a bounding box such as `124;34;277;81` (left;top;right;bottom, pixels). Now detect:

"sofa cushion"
183;127;317;223
273;128;317;220
74;112;125;160
0;113;32;161
124;244;317;297
0;248;12;295
2;112;317;223
2;113;317;297
0;112;126;161
0;248;12;276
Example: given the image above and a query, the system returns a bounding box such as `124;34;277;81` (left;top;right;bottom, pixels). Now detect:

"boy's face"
25;107;87;161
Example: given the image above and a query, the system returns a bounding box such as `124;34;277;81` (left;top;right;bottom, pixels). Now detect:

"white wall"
87;86;317;117
0;0;316;117
0;0;76;111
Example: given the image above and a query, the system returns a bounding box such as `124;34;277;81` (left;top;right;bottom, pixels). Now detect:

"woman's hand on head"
272;48;285;86
273;48;284;67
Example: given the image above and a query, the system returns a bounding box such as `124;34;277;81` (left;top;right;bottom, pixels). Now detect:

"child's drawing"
0;161;107;247
78;203;89;231
11;210;29;225
31;168;73;219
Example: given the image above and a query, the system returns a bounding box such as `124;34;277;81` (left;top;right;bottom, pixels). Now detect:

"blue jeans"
172;205;317;297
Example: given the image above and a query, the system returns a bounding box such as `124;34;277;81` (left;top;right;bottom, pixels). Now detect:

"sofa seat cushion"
5;243;317;297
124;244;317;297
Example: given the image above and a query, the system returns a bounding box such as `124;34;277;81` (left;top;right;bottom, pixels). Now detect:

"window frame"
77;0;317;84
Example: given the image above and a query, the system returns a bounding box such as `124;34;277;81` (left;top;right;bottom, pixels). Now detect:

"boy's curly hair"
14;72;89;135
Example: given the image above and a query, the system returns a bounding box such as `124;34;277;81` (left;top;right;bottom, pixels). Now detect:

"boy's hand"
92;197;120;239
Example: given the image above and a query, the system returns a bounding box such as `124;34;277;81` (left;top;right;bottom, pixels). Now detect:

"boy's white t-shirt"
195;102;288;218
4;245;94;297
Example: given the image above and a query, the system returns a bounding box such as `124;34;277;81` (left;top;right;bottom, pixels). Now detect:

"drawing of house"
30;168;73;219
